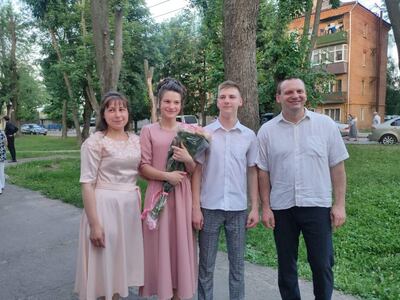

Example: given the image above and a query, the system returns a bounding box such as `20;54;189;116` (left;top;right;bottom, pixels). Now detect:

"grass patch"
5;144;400;299
6;158;147;207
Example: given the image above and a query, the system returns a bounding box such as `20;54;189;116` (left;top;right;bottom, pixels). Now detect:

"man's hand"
331;203;346;229
192;207;204;230
246;208;259;228
262;207;275;229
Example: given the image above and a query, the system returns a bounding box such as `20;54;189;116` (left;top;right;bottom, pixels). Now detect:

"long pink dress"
139;123;197;300
75;132;144;300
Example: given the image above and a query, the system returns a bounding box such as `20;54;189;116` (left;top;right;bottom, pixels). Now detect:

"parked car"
384;115;400;122
21;124;48;135
260;112;274;125
176;115;199;125
335;121;349;137
368;117;400;144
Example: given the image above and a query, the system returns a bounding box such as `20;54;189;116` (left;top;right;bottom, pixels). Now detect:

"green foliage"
386;58;400;115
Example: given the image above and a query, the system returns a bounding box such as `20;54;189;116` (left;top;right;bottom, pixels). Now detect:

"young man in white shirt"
192;80;259;300
257;78;348;300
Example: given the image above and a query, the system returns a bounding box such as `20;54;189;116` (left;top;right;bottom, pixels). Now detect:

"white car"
368;117;400;144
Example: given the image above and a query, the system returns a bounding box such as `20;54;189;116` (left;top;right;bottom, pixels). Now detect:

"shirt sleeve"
80;134;102;183
247;131;258;167
328;121;349;167
256;127;269;171
139;125;153;168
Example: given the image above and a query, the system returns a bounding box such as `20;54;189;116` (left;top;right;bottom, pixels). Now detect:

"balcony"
316;31;348;47
314;62;348;74
321;91;347;104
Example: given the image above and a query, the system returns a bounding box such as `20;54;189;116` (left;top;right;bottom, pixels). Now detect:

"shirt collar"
277;108;312;125
209;118;244;132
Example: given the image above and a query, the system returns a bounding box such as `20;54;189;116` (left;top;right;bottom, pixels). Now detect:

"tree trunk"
144;59;157;123
61;99;68;138
9;12;18;124
307;0;323;63
90;0;123;96
49;28;81;141
81;0;99;115
385;0;400;70
223;0;260;131
81;92;93;142
301;0;313;66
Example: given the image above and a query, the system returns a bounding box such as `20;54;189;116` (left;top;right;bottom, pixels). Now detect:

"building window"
328;79;342;93
362;49;367;67
312;44;348;65
337;79;342;92
360;108;365;121
361;80;365;96
324;108;341;121
363;23;368;38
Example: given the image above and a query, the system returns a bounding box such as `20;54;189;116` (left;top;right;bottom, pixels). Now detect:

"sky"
145;0;190;22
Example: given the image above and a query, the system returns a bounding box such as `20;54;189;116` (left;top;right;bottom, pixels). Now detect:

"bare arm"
246;166;259;228
82;183;105;248
330;161;347;229
191;164;203;230
258;169;275;229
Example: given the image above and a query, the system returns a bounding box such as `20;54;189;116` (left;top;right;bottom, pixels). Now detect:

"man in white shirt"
256;78;348;300
372;111;381;129
192;80;259;300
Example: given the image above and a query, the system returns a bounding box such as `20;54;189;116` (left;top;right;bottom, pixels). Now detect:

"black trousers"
273;207;334;300
6;135;16;161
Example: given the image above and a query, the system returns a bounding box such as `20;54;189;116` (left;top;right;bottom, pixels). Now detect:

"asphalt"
0;184;358;300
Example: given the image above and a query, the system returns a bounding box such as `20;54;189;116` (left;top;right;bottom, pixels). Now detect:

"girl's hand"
166;170;187;186
172;142;193;164
89;224;105;248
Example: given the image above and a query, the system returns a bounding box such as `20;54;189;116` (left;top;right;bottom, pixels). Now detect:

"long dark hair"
157;78;187;113
96;91;131;132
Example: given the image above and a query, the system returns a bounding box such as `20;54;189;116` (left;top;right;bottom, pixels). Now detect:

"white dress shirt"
256;110;349;210
197;119;258;211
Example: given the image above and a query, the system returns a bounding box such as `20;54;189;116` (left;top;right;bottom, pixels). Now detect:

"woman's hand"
166;170;187;186
172;143;193;164
89;224;105;248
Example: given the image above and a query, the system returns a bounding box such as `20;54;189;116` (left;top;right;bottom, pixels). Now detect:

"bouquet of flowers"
142;124;211;230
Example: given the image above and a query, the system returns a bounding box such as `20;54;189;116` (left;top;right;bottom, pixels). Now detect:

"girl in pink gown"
139;78;197;300
75;92;144;300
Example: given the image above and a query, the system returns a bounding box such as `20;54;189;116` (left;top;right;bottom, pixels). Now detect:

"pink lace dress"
74;132;144;300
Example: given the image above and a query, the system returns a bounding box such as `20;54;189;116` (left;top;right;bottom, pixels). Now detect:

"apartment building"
289;1;391;129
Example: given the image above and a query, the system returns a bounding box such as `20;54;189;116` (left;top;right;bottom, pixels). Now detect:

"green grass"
5;144;400;299
6;158;147;207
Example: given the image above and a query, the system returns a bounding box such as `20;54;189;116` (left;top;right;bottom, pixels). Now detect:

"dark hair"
218;80;242;96
3;116;9;121
96;91;131;132
276;77;305;95
157;78;186;113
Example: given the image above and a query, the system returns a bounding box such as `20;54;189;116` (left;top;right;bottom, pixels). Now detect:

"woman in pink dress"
139;78;197;300
75;92;144;300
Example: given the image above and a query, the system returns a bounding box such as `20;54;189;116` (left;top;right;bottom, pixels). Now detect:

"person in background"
347;114;358;141
75;91;144;300
372;111;381;129
3;116;18;162
257;77;348;300
0;128;6;194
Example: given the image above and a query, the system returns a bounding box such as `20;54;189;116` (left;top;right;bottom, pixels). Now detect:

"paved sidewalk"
0;184;358;300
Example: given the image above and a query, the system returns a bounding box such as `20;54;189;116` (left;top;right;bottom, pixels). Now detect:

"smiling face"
276;78;307;116
159;91;182;121
103;99;129;132
217;87;243;118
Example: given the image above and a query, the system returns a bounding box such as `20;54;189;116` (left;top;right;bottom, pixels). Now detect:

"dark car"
21;124;48;135
260;113;274;125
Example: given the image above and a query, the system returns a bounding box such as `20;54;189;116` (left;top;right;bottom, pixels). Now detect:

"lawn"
5;144;400;299
13;135;80;159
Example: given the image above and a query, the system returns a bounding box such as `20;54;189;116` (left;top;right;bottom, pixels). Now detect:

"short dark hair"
3;116;9;121
276;77;305;94
157;78;186;113
218;80;241;96
96;91;131;132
